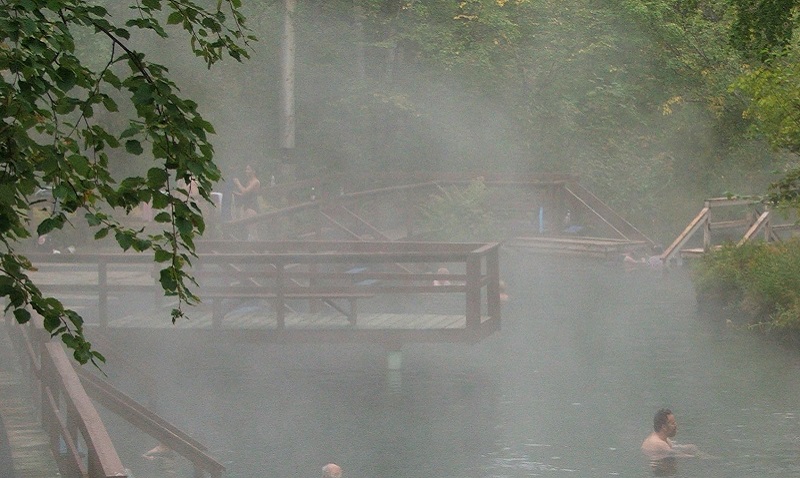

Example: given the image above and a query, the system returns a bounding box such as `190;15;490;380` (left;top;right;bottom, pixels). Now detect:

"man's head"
653;408;677;437
322;463;342;478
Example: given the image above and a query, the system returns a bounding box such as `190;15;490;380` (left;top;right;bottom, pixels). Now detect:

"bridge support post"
387;350;403;371
386;348;403;393
465;255;481;329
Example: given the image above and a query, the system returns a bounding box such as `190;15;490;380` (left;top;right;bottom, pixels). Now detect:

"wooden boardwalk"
96;307;497;344
504;235;649;259
0;325;61;478
28;240;503;345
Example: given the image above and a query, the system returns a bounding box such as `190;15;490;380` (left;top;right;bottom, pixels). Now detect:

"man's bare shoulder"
641;433;671;454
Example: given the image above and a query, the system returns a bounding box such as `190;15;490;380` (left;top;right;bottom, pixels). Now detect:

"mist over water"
101;251;800;478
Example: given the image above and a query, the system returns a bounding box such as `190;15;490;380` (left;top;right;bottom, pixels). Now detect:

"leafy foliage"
730;0;798;60
728;4;800;211
691;240;800;332
417;178;495;242
0;0;253;364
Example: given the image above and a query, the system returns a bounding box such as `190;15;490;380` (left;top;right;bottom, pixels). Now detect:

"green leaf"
167;11;183;25
54;67;77;91
101;95;119;112
160;268;178;291
115;230;133;250
67;154;91;176
125;140;144;155
13;308;31;324
154;249;172;262
146;168;169;187
132;84;153;105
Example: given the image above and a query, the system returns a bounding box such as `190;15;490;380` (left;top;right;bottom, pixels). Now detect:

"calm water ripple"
103;253;800;478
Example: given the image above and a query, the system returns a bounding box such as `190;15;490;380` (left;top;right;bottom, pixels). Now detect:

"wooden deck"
95;308;498;344
0;325;61;478
28;240;503;345
504;235;649;259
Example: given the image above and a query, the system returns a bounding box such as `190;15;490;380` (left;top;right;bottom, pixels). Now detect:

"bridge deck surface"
88;308;498;344
0;325;61;478
110;310;470;329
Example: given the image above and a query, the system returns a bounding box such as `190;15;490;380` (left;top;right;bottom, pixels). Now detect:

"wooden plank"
662;207;710;264
0;326;61;478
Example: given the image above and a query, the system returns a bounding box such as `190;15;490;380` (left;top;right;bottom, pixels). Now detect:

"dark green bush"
691;239;800;332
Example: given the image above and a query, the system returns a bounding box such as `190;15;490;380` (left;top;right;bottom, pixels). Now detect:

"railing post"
485;246;501;322
703;200;711;251
465;254;481;329
152;262;163;310
276;262;285;329
405;188;414;239
41;348;57;468
764;208;772;241
309;244;320;313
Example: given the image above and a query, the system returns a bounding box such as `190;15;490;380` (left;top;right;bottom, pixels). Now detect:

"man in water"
642;408;697;458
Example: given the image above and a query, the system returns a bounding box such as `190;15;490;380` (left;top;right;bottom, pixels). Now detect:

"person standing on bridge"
233;164;261;239
233;164;261;218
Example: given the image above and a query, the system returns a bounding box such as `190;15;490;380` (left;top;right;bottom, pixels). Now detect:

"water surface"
104;252;800;478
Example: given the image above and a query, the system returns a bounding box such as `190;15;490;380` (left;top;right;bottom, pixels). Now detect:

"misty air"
2;2;800;478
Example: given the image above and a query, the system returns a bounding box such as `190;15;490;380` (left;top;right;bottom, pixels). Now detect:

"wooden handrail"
5;315;124;478
661;206;709;265
6;314;228;478
40;341;127;478
75;369;225;478
29;241;502;328
739;210;772;245
564;183;655;245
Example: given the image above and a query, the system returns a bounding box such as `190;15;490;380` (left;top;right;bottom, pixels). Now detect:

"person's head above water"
322;463;342;478
653;408;677;437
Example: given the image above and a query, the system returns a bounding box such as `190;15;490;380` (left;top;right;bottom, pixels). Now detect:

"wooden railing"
661;198;800;265
5;315;127;478
226;173;584;240
194;240;501;330
5;314;226;478
27;240;502;332
75;369;225;478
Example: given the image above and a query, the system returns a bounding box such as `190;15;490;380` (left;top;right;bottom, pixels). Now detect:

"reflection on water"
100;253;800;478
650;456;677;476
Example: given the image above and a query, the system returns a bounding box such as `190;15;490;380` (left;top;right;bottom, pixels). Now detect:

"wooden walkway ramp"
0;324;61;478
225;172;654;258
661;197;800;265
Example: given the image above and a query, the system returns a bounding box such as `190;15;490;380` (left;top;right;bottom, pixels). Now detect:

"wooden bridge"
661;197;800;265
9;239;504;478
222;172;654;259
27;240;502;346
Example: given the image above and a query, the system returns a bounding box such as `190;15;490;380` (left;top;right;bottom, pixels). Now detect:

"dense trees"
2;0;799;361
220;0;793;233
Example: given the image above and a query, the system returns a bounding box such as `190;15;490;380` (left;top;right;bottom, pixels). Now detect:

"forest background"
4;0;799;359
126;0;799;245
